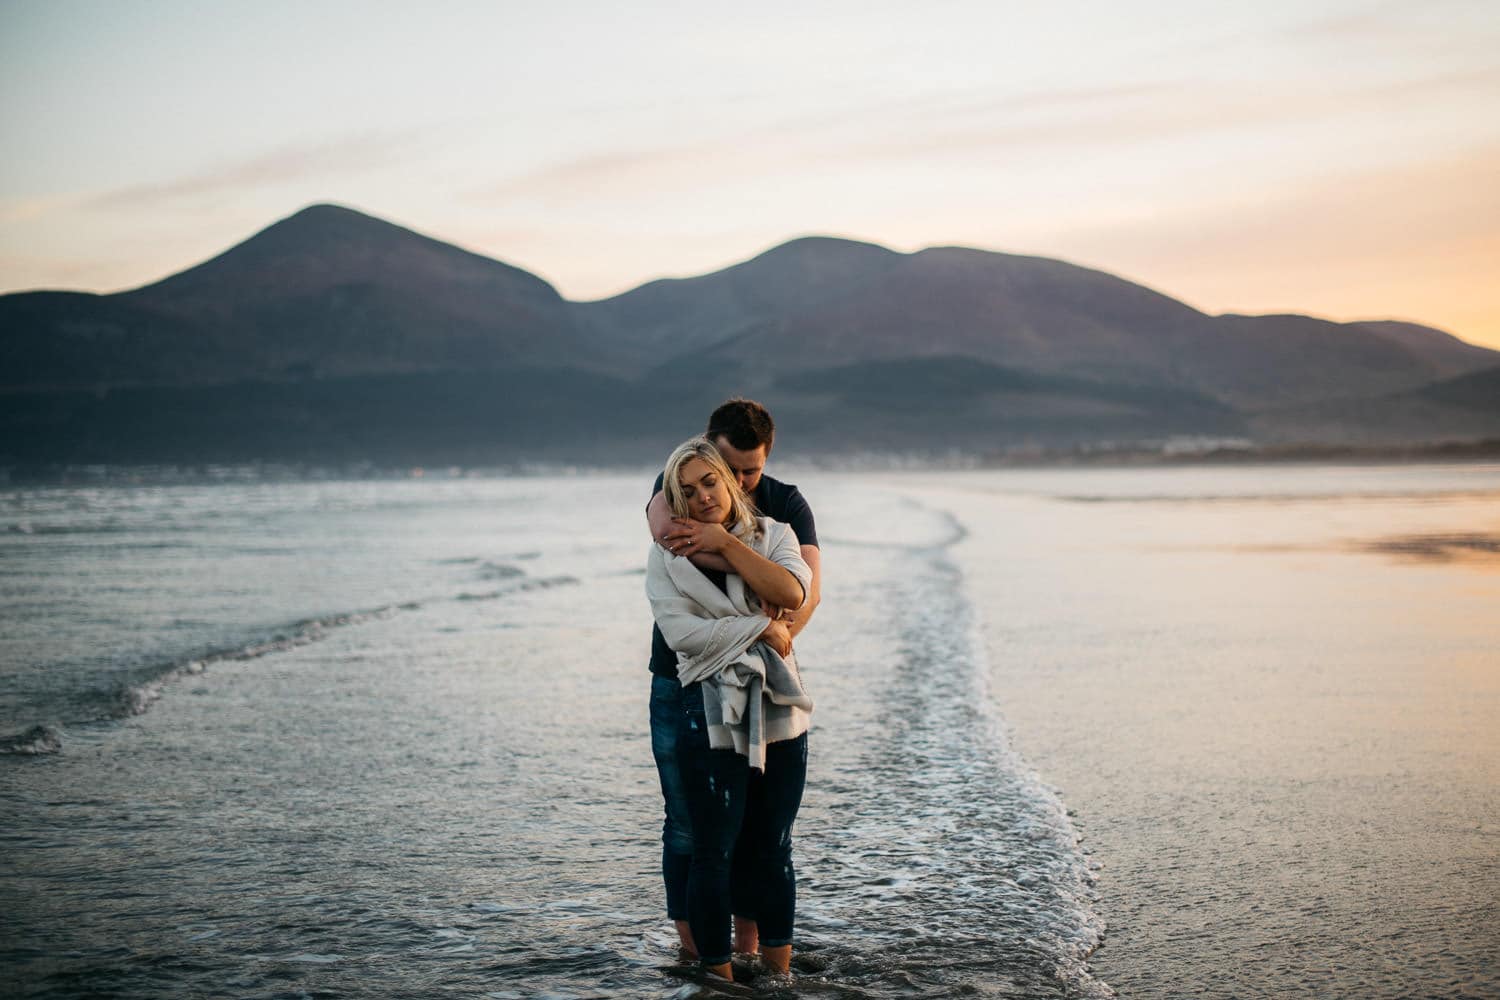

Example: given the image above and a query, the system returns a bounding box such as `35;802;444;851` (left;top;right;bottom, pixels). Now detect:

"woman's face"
676;456;732;524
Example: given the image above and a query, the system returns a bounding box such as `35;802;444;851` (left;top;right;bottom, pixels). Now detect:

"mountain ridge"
2;203;1497;462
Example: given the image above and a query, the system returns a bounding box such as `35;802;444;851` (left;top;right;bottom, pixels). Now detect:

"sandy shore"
914;467;1500;997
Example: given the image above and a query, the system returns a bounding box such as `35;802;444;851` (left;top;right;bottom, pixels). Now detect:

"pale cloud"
464;81;1204;213
465;123;832;207
897;81;1196;120
0;193;93;226
464;63;1499;216
852;66;1500;163
1276;0;1487;41
82;131;416;212
0;129;426;289
473;145;720;202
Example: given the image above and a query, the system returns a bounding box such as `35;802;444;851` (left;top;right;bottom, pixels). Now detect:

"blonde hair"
662;437;760;538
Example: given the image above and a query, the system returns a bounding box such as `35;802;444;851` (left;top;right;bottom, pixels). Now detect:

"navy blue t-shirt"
648;472;818;678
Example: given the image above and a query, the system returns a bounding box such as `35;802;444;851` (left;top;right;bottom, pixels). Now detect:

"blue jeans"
651;675;776;927
677;681;807;966
650;674;695;921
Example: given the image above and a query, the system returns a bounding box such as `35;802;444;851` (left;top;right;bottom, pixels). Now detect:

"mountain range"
3;203;1497;466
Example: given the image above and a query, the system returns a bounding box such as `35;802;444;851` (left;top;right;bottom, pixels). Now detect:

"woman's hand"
663;517;735;558
759;619;793;658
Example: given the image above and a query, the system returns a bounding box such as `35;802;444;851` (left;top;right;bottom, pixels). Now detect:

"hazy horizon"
3;1;1498;348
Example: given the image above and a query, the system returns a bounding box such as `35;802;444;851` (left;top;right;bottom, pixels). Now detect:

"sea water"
2;465;1496;997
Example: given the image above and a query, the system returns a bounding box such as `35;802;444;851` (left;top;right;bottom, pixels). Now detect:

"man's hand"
785;545;820;641
661;517;734;558
759;619;793;658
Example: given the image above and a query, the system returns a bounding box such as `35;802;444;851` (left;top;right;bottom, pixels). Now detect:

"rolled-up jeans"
676;680;807;966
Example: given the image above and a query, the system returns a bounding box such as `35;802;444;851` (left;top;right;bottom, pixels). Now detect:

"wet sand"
913;465;1500;997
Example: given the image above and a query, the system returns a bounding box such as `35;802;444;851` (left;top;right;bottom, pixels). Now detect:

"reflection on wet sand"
1357;531;1500;565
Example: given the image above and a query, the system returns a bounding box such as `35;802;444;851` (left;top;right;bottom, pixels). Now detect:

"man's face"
710;436;768;493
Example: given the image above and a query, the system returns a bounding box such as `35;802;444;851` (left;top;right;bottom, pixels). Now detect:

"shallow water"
917;463;1500;998
3;465;1497;997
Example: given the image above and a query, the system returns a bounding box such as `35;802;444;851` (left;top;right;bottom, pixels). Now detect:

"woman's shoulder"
755;515;789;539
754;516;799;553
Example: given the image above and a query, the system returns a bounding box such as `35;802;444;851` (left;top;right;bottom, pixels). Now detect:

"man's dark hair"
705;398;775;453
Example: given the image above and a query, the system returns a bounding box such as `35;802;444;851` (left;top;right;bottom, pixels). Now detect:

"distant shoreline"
3;438;1499;487
968;437;1500;468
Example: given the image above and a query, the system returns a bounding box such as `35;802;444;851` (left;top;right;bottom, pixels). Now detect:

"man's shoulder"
754;474;817;548
755;473;810;511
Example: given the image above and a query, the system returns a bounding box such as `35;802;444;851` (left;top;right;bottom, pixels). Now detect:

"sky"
3;0;1499;349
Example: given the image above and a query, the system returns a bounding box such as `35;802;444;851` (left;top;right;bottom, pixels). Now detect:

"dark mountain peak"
1218;311;1327;325
911;243;1003;261
282;201;373;223
575;235;894;306
240;202;428;253
907;243;1075;283
27;203;591;387
1348;319;1499;374
743;234;898;266
891;244;1214;341
1214;313;1498;382
1217;312;1478;351
728;235;901;294
1353;319;1454;340
127;202;561;307
572;235;905;359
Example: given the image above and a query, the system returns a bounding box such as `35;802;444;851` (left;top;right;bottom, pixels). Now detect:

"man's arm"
783;545;821;641
647;546;789;660
647;489;734;573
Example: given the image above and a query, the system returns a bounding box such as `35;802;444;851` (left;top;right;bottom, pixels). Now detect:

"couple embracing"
643;398;822;983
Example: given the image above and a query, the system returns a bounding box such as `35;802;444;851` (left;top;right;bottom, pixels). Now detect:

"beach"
3;465;1497;997
923;465;1500;996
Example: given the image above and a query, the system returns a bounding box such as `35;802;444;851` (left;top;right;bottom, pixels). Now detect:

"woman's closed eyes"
681;475;717;498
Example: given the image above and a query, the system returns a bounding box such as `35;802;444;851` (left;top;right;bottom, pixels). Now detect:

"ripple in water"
3;482;1111;998
784;534;1109;997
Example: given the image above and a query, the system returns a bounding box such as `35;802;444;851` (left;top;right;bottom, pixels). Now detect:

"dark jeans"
677;680;807;966
649;674;695;921
651;675;766;923
654;673;777;925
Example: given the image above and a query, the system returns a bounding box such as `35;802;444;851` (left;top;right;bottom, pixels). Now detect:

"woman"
645;437;814;982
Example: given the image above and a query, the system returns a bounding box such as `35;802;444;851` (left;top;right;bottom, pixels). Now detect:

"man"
645;398;822;964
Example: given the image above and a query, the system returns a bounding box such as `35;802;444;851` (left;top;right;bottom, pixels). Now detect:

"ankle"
732;915;760;954
673;919;696;958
